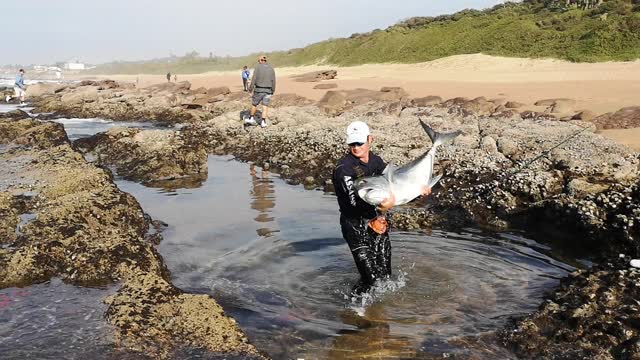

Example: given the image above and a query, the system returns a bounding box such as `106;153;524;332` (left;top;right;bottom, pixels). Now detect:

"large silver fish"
355;120;460;207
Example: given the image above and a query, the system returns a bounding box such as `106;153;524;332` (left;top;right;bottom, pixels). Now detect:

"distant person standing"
166;72;171;82
246;56;275;128
241;66;250;92
14;69;26;105
174;74;177;82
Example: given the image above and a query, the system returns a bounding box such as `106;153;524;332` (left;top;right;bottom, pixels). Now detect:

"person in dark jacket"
246;55;275;128
333;121;431;294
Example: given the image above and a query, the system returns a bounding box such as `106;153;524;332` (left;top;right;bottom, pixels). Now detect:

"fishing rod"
500;121;593;180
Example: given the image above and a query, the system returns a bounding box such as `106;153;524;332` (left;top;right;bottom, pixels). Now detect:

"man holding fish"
332;120;460;294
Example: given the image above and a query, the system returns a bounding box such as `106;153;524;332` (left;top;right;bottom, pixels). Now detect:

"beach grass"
87;0;640;75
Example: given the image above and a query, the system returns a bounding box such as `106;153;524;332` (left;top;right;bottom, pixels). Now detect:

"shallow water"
117;156;574;359
0;279;124;360
1;117;579;359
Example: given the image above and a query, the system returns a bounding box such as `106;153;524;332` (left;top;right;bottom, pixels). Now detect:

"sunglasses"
348;142;365;148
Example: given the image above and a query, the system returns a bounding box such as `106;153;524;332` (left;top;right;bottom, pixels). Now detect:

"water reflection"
146;173;208;192
328;305;416;359
249;163;278;237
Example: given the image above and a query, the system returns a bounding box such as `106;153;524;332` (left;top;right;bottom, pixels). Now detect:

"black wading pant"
340;215;391;293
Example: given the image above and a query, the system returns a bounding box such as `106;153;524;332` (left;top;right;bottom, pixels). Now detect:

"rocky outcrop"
316;87;411;116
184;104;639;261
291;69;338;82
270;93;314;107
75;127;208;184
501;255;640;359
591;106;640;130
0;116;261;358
411;95;442;107
30;80;224;124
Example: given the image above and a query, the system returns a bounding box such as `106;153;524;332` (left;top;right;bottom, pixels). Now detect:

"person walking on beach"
246;55;275;128
166;72;171;82
241;66;250;92
332;121;431;294
14;69;27;105
174;74;177;82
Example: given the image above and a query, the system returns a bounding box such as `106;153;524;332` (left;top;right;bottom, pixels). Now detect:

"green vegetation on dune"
88;0;640;75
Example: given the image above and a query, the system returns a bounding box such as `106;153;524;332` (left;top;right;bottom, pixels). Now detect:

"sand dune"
86;54;640;150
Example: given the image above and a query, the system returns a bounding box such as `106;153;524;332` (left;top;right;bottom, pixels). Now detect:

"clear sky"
4;0;506;65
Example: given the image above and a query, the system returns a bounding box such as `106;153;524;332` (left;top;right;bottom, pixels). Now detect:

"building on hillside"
64;62;86;70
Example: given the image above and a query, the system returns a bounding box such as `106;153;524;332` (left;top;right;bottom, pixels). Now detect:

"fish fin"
427;174;442;189
418;118;462;147
383;163;396;182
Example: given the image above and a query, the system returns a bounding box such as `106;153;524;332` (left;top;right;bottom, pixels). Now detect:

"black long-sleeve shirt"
333;152;386;220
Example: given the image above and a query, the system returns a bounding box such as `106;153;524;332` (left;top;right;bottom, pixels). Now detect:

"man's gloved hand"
368;216;388;234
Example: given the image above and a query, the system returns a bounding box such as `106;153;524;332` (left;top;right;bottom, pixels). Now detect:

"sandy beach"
84;54;640;150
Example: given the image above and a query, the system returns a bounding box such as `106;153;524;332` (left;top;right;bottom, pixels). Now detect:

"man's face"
349;136;371;159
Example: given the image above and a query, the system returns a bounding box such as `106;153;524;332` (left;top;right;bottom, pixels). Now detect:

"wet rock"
105;271;263;358
501;257;640;360
0;118;69;149
75;127;208;183
2;109;31;119
0;118;260;358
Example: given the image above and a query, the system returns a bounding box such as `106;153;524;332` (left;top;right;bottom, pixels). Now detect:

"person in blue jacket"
241;66;250;92
14;69;27;105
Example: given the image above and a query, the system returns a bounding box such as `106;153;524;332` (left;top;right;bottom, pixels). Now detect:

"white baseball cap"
346;121;370;144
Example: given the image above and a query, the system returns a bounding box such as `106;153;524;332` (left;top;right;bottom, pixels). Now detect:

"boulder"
411;96;442;107
534;98;575;107
291;70;337;82
549;99;576;114
75;127;208;183
316;91;347;116
60;86;99;104
207;86;231;97
379;87;409;101
460;97;496;116
590;106;640;130
505;101;525;109
270;93;314;107
25;83;65;98
571;110;596;121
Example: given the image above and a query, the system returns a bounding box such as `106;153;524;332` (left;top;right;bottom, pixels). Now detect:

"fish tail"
418;118;461;147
